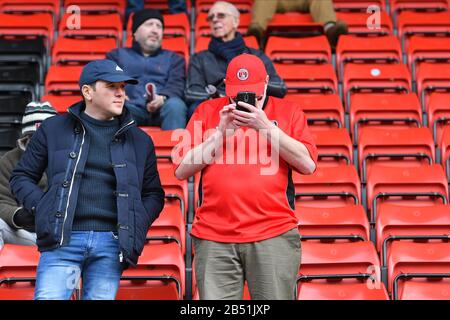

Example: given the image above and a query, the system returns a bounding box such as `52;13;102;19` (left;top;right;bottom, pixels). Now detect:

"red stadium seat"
297;280;389;300
428;92;450;145
390;0;450;25
310;129;353;166
0;0;60;26
158;166;189;221
117;242;185;299
357;127;435;183
365;164;448;223
349;93;422;141
266;12;322;38
399;280;450;300
299;241;381;278
41;94;82;113
59;13;123;47
195;12;250;36
336;11;393;36
52;37;117;65
0;245;40;300
44;65;83;95
336;35;402;80
342;63;412;108
275;63;338;95
63;0;126;19
332;0;387;12
387;242;450;299
397;11;450;53
416;62;450;113
293;165;361;207
295;205;370;242
440;126;450;180
196;0;253;13
147;205;186;255
285;94;344;131
265;35;331;65
194;35;258;53
376;203;450;265
0;13;54;48
407;35;450;83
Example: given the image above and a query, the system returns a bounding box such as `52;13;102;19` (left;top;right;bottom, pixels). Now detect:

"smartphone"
235;91;256;112
145;82;156;102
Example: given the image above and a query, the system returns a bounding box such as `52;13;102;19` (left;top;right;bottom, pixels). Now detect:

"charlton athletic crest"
237;68;249;81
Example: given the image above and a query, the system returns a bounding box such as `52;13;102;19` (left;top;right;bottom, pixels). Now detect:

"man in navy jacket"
10;59;165;300
107;9;188;130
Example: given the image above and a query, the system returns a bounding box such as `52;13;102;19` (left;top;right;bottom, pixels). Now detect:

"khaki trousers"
193;228;301;300
251;0;337;31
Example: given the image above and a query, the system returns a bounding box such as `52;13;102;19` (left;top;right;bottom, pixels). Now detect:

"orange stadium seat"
407;35;450;82
399;281;450;300
195;12;250;36
390;0;450;24
52;37;117;65
427;92;450;145
387;242;450;299
194;35;258;53
310;129;353;166
336;35;402;80
0;245;40;300
59;13;123;47
342;63;412;107
0;13;54;48
63;0;126;19
336;11;393;36
41;94;82;113
265;36;331;65
266;12;322;38
299;241;381;278
439;126;450;180
147;205;186;255
416;62;450;113
365;164;448;223
117;242;185;300
0;0;60;26
357;127;435;182
158;166;189;221
275;63;338;94
376;203;450;266
44;65;83;95
397;11;450;52
350;93;422;142
295;205;370;242
196;0;253;13
332;0;387;12
297;280;389;300
285;94;344;131
293;165;361;207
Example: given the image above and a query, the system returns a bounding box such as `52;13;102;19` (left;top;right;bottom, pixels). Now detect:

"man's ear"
82;85;92;101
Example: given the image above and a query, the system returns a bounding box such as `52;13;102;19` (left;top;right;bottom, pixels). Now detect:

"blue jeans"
34;231;123;300
127;97;187;130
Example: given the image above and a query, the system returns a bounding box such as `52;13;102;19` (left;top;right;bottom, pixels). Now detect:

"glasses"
206;12;232;22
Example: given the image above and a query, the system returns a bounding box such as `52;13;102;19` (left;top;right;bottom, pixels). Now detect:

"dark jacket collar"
68;100;136;136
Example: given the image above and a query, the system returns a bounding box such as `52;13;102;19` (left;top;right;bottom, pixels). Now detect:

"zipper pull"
119;251;124;263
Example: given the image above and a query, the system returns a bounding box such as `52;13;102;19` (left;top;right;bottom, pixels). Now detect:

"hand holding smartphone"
235;91;256;112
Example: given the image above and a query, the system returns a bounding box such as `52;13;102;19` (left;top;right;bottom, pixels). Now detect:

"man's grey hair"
210;1;240;19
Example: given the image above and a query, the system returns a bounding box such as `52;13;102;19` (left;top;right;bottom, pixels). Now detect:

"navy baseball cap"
78;59;138;87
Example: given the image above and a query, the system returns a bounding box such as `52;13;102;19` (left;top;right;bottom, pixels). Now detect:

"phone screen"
236;91;256;112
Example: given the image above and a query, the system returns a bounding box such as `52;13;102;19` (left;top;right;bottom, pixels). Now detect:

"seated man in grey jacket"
0;101;57;250
185;1;287;118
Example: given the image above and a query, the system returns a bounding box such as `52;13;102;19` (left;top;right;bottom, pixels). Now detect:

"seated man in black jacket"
185;1;286;118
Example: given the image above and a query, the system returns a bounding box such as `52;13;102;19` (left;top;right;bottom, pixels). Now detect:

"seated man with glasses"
185;1;286;119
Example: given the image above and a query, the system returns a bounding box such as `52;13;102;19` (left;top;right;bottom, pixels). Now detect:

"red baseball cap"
225;53;268;98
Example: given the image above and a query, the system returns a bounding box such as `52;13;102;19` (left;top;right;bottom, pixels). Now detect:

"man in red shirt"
175;53;318;300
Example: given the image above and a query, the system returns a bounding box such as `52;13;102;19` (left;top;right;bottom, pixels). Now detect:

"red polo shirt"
177;96;318;243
